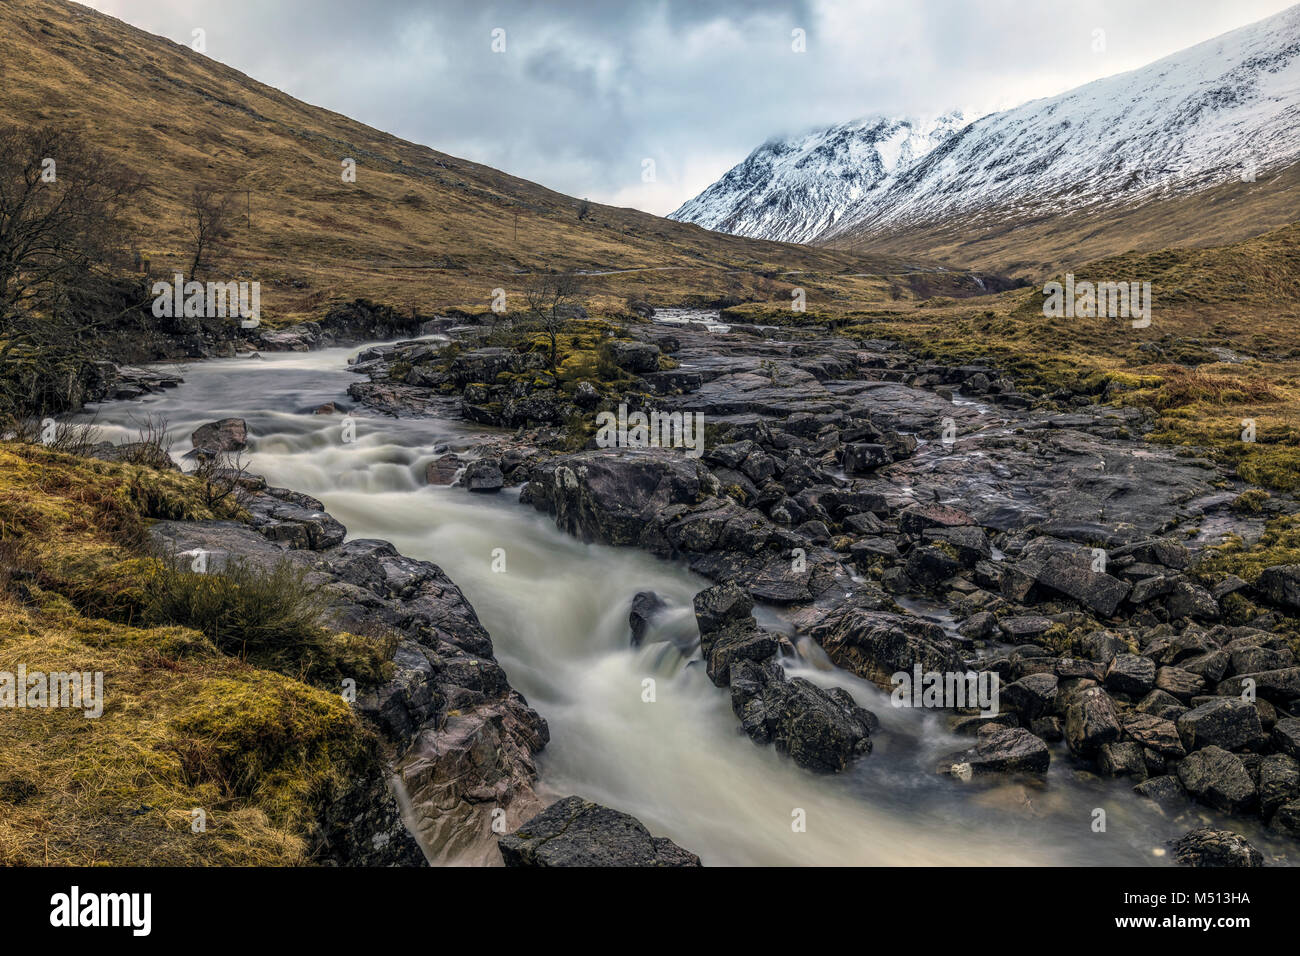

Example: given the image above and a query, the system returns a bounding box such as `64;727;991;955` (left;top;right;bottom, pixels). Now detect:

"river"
78;341;1296;865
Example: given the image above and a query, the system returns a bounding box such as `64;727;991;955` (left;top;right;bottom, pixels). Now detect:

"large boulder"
729;660;875;773
1177;746;1257;814
809;606;963;687
525;449;718;549
603;340;661;373
191;417;247;454
1175;698;1267;752
498;796;701;867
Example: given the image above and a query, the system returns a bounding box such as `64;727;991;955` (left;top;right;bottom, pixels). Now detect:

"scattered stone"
938;726;1050;779
461;459;504;492
1170;827;1263;867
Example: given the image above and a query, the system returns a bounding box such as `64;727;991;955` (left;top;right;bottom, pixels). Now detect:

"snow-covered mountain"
674;4;1300;247
670;113;969;244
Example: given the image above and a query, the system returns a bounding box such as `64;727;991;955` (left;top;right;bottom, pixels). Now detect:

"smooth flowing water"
79;343;1296;865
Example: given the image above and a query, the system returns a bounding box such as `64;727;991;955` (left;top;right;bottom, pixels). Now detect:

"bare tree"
185;186;234;282
0;124;142;340
523;272;586;374
0;125;144;416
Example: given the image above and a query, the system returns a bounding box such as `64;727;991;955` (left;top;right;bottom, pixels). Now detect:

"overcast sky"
80;0;1298;215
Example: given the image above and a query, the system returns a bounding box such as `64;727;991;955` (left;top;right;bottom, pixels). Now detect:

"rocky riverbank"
343;308;1300;864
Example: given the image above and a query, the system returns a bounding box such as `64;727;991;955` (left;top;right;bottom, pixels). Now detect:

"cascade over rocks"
292;307;1300;852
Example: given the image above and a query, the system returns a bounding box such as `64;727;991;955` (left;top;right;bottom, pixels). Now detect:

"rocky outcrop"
149;485;550;866
693;582;876;773
498;796;701;867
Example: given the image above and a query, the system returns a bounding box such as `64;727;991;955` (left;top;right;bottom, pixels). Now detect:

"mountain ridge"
673;4;1300;274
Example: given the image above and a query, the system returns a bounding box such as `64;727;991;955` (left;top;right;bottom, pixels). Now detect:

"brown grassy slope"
825;159;1300;281
0;0;972;322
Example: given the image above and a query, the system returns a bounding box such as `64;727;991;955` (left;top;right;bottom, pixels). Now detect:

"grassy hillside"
0;441;385;864
0;0;985;323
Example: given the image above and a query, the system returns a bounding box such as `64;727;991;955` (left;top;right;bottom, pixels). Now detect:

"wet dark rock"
1154;666;1206;702
704;625;781;686
1166;582;1220;621
1026;552;1130;617
898;503;973;536
1098;741;1147;779
1271;799;1300;838
729;661;876;773
1274;718;1300;760
1065;686;1122;758
498;796;701;867
1001;673;1059;721
1255;565;1300;610
1176;698;1268;753
461;459;504;493
938;726;1050;779
604;341;661;373
628;591;666;647
1177;746;1257;814
1259;754;1300;820
245;486;347;550
1105;654;1156;697
526;449;718;549
904;545;961;588
1122;712;1186;759
693;582;754;635
1031;715;1064;741
1215;667;1300;705
1081;630;1127;665
1134;774;1189;811
922;525;991;565
959;610;998;640
1112;538;1191;571
1170;827;1263;867
810;606;963;687
999;615;1053;640
842;442;892;474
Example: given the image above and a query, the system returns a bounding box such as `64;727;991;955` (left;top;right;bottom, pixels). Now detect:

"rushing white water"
80;343;1297;865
